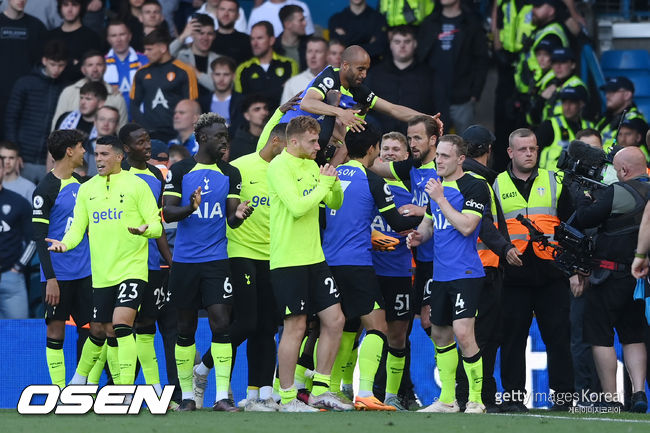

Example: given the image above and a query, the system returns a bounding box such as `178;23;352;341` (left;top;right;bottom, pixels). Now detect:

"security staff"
493;128;574;412
455;125;519;412
573;147;649;413
379;0;434;28
597;76;648;152
536;86;593;171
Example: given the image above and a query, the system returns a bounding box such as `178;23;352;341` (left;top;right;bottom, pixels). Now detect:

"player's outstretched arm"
632;202;650;279
163;186;201;222
373;98;444;133
300;88;365;132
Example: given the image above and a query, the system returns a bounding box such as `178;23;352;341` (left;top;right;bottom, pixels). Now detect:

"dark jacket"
199;91;245;137
463;157;514;261
273;32;309;71
365;57;435;134
229;125;259;161
328;5;388;62
416;7;488;105
4;67;64;165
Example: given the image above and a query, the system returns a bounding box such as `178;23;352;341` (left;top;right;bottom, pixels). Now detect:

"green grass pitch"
3;410;650;433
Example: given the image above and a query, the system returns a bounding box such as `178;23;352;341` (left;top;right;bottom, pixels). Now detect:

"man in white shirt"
0;142;35;201
280;36;328;105
247;0;314;37
193;0;247;33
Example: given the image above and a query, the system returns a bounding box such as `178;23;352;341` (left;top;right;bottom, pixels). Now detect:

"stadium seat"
601;69;650;98
635;97;650;119
600;49;650;70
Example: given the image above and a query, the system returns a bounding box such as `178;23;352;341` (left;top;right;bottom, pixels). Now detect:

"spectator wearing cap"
536;86;593;171
456;124;515;411
597;76;648;152
514;0;569;102
148;139;170;176
522;39;558;128
617;118;650;162
529;47;588;126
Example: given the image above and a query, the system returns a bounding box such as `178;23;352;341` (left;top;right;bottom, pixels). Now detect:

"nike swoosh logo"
200;190;212;195
455;309;467;315
396;311;409;316
120;298;130;303
250;181;259;184
89;197;96;200
297;178;303;181
223;294;232;299
334;293;340;298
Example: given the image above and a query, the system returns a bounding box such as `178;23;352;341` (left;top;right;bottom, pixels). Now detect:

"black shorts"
230;257;281;328
137;269;168;320
378;275;412;322
413;260;433;312
429;277;483;327
271;261;340;318
169;260;232;310
43;276;92;326
331;266;383;320
92;279;146;323
584;276;646;346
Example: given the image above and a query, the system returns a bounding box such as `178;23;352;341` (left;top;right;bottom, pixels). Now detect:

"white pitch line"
489;412;650;424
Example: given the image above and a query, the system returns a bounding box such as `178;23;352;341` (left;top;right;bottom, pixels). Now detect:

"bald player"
573;146;650;412
279;45;439;150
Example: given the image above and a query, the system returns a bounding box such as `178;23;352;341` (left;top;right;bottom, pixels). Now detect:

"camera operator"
493;128;575;412
573;146;649;412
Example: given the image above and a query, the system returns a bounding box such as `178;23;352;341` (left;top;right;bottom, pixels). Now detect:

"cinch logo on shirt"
251;195;270;207
92;208;123;224
465;199;485;212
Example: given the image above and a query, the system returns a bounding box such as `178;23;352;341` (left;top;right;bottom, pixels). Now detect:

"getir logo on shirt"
92;208;123;224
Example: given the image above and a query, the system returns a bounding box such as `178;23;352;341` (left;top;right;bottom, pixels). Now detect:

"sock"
311;372;331;397
385;347;406;399
294;364;307;389
247;386;259;401
435;342;458;404
195;362;210;376
280;385;297;404
260;385;273;400
312;338;319;371
463;351;484;404
331;331;356;393
136;329;160;385
202;349;214;370
342;341;358;386
358;331;386;397
46;338;65;388
114;325;137;385
107;337;120;384
211;335;232;401
73;334;105;382
272;376;281;402
175;334;196;400
87;342;107;384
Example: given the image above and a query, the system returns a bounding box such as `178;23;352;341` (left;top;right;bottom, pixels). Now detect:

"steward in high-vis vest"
457;125;516;411
572;146;650;413
536;86;593;171
514;0;568;97
597;76;648;152
492;128;575;412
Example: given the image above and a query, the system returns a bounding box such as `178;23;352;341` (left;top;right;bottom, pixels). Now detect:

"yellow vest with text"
493;169;562;260
468;171;500;268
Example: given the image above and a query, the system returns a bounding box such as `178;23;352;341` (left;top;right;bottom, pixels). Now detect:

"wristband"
634;252;647;259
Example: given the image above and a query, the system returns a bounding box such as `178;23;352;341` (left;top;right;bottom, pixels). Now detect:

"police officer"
597;77;648;152
493;128;575;412
536;86;593;171
454;125;519;411
573;146;649;412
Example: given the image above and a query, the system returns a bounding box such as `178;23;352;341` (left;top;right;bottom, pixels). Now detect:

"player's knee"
386;331;406;350
113;324;133;339
46;320;66;340
177;333;195;347
323;310;345;334
430;325;454;347
136;323;156;335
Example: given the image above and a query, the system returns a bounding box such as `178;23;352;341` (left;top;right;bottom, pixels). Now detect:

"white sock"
295;380;306;389
246;387;259;400
260;386;273;400
182;391;194;400
216;390;229;401
195;362;210;376
69;372;87;385
153;383;162;397
385;392;397;401
357;390;373;398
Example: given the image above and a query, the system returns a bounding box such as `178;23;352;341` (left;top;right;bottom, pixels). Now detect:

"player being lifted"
33;130;92;388
47;135;163;388
163;113;253;412
408;135;489;414
322;127;422;411
119;123;173;396
267;116;350;412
